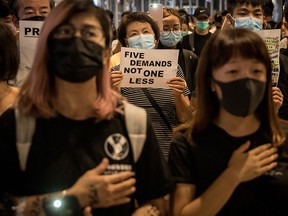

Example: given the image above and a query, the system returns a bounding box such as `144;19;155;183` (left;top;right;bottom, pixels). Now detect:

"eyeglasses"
161;29;182;35
51;24;103;40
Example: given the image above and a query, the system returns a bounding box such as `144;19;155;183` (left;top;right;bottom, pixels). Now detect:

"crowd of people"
0;0;287;215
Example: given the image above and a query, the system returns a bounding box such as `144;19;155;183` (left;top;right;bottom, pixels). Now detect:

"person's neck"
195;28;209;35
213;107;261;137
54;78;97;120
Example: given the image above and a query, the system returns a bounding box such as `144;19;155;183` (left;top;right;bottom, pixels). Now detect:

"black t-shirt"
181;32;212;57
168;123;288;216
0;108;172;216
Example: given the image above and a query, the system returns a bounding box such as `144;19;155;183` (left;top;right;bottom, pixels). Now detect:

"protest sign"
255;29;281;86
19;20;44;73
120;47;179;88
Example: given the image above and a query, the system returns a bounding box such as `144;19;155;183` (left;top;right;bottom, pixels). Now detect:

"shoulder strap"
189;33;195;52
142;88;172;131
15;108;36;171
123;100;147;162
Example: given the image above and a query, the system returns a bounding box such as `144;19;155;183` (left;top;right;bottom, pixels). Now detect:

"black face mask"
48;37;104;83
22;16;45;21
214;78;266;117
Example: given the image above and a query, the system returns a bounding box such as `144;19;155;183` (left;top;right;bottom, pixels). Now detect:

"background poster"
255;29;281;86
19;20;44;73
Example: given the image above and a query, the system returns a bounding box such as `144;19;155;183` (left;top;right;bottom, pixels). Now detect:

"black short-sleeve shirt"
168;123;288;216
0;108;172;216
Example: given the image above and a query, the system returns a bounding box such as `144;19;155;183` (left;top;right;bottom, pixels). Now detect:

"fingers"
272;87;283;103
249;144;278;175
110;177;136;195
111;71;123;79
93;158;109;175
258;161;278;174
167;77;186;86
112;79;123;87
89;175;135;208
249;143;271;155
111;74;123;80
259;154;278;168
255;146;278;171
143;205;160;216
132;205;160;216
93;178;135;208
110;71;123;76
167;77;187;93
256;146;278;161
107;171;135;184
110;71;123;86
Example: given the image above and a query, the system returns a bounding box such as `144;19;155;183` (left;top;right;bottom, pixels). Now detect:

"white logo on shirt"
104;133;129;160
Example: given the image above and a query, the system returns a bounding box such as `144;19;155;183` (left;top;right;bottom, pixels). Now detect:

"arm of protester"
272;86;283;112
190;95;197;114
167;77;190;123
132;204;160;216
171;141;278;216
11;158;135;215
133;196;166;216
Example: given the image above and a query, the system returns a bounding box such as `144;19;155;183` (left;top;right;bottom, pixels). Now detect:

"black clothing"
279;48;288;120
169;122;288;216
181;31;212;57
267;20;277;29
158;41;198;96
0;108;172;216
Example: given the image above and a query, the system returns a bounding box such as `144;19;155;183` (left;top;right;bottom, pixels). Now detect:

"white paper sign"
19;20;44;72
120;47;179;88
255;29;281;86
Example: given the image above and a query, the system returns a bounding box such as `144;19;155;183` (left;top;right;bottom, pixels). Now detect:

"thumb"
235;141;251;154
94;158;109;175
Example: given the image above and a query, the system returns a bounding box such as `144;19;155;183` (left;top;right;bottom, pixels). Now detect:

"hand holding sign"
110;71;123;91
167;77;187;96
272;86;283;111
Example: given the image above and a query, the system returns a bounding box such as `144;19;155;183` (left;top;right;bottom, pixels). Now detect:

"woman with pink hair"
0;0;171;215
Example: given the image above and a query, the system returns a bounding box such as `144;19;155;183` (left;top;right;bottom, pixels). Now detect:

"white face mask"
234;16;263;30
127;34;155;49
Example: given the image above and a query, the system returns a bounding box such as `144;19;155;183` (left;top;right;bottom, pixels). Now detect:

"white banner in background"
255;29;281;86
19;20;44;72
